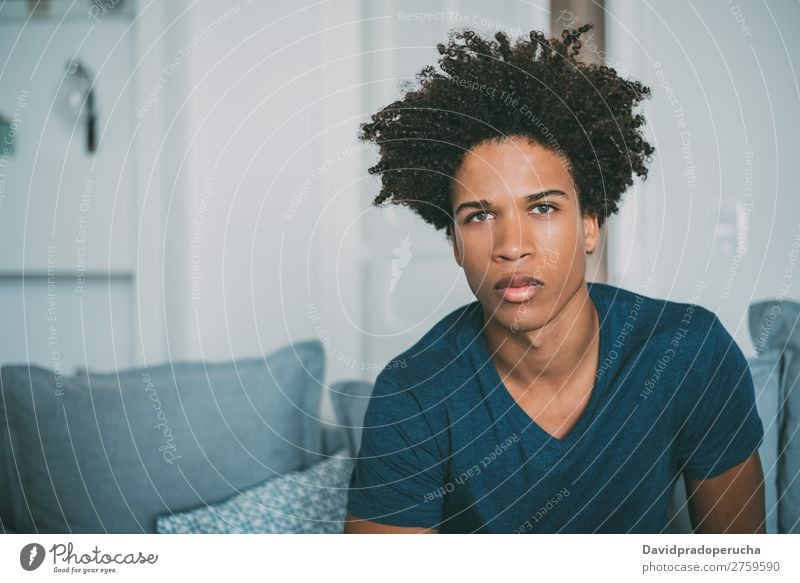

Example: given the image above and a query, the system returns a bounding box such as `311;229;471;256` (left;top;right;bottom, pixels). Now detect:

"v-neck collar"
465;282;612;452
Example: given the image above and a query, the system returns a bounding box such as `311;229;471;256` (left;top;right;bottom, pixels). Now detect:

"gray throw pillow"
0;339;325;533
328;379;374;456
749;299;800;533
0;406;12;532
746;351;781;533
155;447;354;533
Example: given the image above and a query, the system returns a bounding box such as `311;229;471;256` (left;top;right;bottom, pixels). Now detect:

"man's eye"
466;210;493;223
465;204;555;223
532;203;556;214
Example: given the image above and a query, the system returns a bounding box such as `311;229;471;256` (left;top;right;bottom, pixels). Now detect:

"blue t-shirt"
346;282;764;533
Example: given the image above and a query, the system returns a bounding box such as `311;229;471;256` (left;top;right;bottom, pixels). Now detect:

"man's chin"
481;303;541;334
508;318;541;334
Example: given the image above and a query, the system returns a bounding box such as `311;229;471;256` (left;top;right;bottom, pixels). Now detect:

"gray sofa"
0;339;367;534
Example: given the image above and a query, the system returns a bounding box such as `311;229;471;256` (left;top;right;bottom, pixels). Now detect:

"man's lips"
493;274;543;303
494;274;543;289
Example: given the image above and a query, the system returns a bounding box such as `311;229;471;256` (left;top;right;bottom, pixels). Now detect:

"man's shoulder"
373;301;480;400
592;281;719;338
591;282;731;370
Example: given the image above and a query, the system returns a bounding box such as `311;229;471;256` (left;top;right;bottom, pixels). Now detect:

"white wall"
142;0;366;385
0;1;137;373
606;0;800;355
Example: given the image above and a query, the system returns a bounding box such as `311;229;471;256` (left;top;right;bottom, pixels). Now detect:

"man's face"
448;136;599;333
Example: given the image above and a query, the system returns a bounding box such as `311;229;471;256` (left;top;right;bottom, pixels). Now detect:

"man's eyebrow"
454;189;569;216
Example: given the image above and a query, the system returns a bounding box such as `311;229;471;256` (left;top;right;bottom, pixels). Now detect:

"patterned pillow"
156;448;354;534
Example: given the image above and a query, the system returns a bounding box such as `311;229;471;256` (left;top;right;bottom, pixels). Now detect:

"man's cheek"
541;246;561;271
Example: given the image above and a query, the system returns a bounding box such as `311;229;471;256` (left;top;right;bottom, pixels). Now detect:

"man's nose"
493;215;534;261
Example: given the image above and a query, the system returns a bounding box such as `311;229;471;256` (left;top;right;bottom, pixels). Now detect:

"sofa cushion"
747;350;782;532
781;350;800;533
750;299;800;533
328;379;373;456
0;400;12;531
0;339;325;533
155;447;353;533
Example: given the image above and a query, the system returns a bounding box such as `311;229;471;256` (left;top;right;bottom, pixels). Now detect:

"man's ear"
448;224;464;267
582;213;600;255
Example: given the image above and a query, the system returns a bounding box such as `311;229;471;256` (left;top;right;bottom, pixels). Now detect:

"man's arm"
684;451;766;533
343;512;438;534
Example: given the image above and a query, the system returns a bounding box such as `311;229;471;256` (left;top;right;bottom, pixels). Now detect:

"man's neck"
481;280;600;394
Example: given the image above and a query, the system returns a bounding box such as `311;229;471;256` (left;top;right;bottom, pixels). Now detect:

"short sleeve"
346;371;445;528
676;314;765;481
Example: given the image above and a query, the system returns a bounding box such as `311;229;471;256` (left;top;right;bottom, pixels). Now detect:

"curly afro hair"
359;24;654;242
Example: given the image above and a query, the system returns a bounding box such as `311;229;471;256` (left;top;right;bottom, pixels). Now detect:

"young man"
344;25;765;534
